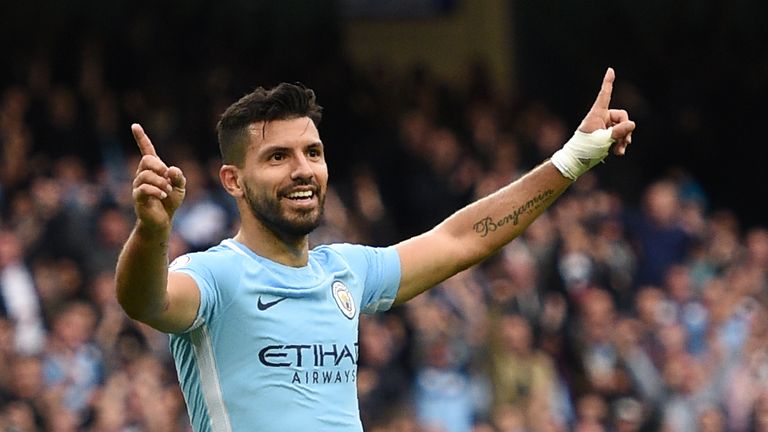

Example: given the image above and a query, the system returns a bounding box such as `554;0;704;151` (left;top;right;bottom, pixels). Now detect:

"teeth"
287;191;313;199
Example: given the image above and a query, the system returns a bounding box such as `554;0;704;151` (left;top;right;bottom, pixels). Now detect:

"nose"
290;153;314;182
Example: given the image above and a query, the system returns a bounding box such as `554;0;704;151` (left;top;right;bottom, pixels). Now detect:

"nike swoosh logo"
257;296;288;311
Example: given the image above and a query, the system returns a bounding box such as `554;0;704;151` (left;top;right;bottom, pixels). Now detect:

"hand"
131;123;186;232
578;68;636;155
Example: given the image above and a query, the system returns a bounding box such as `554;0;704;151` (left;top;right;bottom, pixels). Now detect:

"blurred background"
1;0;767;431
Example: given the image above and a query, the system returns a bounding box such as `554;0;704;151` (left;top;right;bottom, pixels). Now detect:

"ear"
219;165;243;198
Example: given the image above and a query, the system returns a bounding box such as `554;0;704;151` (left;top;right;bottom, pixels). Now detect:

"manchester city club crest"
331;281;355;319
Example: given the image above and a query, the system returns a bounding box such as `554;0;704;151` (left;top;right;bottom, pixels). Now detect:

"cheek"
243;174;279;197
316;163;330;183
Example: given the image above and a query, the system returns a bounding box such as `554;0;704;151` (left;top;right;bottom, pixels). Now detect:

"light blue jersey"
167;238;401;432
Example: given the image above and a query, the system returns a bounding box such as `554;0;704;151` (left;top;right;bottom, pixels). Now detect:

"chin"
278;214;323;237
247;196;324;238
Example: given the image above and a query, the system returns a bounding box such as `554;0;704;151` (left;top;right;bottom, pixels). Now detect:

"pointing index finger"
131;123;158;157
591;67;615;111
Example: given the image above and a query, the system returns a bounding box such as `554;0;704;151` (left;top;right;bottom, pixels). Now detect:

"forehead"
246;117;320;150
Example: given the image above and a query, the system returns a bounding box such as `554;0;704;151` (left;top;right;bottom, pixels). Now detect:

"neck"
234;219;310;267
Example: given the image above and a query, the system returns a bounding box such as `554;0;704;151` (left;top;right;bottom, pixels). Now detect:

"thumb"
167;166;187;190
611;121;636;140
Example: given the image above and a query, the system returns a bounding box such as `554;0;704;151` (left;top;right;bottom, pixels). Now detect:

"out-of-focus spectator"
407;271;490;432
413;336;474;432
659;352;719;432
625;180;692;287
82;205;132;276
488;243;544;323
572;392;609;432
42;301;103;418
612;318;663;406
633;285;671;368
348;166;399;245
751;388;768;432
0;229;46;355
489;403;528;432
697;404;727;432
705;210;743;272
663;264;709;357
591;210;636;311
611;396;646;432
723;302;768;431
573;289;626;397
357;315;409;429
701;277;750;362
171;157;231;250
2;355;46;429
0;399;40;432
488;314;557;419
33;257;86;322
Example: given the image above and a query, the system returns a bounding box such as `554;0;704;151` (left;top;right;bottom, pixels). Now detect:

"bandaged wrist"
550;127;615;180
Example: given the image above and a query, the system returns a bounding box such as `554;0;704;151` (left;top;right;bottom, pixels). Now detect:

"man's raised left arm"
393;67;636;304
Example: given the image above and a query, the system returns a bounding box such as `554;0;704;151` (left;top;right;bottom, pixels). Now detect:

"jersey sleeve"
168;252;227;333
329;244;401;314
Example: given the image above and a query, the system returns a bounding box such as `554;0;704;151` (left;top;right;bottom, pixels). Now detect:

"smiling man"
116;70;635;431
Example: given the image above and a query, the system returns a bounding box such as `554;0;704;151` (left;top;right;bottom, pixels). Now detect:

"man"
116;68;635;431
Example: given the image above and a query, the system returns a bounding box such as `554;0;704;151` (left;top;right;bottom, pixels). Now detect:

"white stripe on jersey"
190;325;233;432
221;239;250;258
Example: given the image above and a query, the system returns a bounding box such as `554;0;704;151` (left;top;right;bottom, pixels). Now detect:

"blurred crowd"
2;39;768;432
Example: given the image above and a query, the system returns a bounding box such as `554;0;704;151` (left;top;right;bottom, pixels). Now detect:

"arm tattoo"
473;189;555;238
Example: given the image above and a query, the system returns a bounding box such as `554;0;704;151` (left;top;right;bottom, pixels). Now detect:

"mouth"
281;188;319;209
284;189;315;201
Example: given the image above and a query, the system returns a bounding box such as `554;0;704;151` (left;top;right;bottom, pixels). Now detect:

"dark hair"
216;83;323;166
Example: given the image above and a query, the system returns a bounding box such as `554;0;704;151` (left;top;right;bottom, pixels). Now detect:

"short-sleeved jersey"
167;238;401;432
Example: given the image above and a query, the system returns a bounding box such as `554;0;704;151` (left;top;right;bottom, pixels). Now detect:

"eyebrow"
258;141;324;154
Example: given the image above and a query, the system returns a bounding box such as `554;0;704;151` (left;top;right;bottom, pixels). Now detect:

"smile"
286;190;314;200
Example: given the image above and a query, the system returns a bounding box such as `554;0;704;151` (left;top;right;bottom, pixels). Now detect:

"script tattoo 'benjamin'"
473;189;555;238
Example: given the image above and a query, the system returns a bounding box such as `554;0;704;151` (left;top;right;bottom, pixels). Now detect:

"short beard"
243;183;324;238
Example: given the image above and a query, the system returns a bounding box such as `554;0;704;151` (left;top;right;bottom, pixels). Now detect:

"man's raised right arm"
115;124;199;334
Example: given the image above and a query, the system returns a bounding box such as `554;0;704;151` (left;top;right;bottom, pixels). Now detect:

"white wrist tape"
550;127;615;180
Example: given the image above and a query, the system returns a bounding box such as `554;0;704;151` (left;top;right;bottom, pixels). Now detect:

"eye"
269;151;286;162
308;146;323;159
